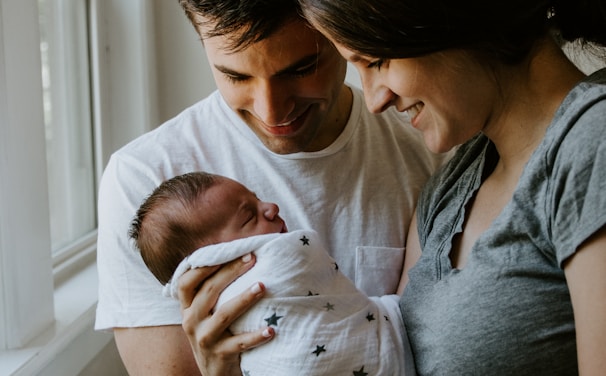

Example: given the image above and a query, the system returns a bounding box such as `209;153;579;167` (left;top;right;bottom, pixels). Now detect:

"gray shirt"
401;69;606;375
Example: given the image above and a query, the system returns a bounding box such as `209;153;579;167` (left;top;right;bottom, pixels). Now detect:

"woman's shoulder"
557;68;606;119
547;69;606;156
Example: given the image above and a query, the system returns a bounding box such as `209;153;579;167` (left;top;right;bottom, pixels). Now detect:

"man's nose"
252;81;295;125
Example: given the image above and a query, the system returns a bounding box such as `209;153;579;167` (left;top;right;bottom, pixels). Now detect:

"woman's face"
333;42;498;153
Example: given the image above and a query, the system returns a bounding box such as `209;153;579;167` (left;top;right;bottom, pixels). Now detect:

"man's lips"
276;119;295;126
261;107;310;136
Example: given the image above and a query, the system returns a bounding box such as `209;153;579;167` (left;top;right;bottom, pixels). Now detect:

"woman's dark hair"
129;172;218;284
178;0;303;51
300;0;606;64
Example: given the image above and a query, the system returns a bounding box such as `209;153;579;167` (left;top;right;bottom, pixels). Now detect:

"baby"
130;172;414;376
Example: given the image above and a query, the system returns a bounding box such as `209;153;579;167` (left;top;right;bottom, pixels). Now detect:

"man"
95;0;445;374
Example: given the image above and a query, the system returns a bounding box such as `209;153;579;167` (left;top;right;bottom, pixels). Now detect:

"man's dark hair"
178;0;303;51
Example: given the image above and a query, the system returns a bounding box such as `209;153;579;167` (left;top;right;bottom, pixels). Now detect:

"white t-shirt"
95;87;445;330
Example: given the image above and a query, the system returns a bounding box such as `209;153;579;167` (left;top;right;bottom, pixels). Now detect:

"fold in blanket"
165;229;414;376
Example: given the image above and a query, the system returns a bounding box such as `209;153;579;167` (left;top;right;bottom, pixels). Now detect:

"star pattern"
312;345;326;357
264;312;283;326
245;232;380;374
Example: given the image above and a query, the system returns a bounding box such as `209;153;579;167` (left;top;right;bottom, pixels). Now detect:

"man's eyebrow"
214;64;248;78
275;54;319;76
213;53;320;78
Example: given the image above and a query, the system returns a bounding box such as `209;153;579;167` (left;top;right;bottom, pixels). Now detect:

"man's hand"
178;253;275;375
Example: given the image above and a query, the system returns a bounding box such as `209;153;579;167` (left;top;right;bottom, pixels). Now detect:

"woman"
297;0;606;374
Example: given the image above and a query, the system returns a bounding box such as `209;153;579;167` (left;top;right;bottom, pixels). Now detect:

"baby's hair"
129;171;219;284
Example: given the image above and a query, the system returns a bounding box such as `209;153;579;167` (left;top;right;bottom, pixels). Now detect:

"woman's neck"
484;37;586;176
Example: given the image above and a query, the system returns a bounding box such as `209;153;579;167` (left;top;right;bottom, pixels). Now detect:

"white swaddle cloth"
165;229;413;376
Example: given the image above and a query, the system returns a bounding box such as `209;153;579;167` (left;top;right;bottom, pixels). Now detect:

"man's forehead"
195;14;320;51
203;20;328;62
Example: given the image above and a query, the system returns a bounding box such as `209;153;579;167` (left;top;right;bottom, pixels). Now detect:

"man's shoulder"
114;90;229;155
102;89;238;184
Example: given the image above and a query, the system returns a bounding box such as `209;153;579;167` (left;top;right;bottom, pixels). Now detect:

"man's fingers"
218;326;275;354
175;253;275;373
177;265;221;309
178;253;255;310
185;281;267;343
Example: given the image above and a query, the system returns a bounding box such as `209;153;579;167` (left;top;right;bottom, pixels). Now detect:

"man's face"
199;18;349;154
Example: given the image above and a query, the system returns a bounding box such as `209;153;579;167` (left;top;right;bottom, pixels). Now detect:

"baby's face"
202;177;288;244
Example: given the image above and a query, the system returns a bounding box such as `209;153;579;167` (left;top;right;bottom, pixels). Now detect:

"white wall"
153;0;216;124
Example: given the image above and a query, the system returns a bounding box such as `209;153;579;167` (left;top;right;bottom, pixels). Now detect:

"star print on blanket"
164;229;411;375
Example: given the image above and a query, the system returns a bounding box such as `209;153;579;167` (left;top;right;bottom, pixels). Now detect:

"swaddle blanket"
164;229;411;376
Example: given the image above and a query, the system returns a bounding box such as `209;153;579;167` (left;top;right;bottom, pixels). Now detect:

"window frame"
0;0;158;373
40;0;97;256
0;0;55;350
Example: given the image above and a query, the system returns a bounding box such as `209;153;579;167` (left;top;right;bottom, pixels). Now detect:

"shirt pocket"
355;246;405;296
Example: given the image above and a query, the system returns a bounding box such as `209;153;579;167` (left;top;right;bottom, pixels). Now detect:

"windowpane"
38;0;96;254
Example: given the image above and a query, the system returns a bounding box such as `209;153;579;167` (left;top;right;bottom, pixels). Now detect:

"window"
0;0;160;373
38;0;97;257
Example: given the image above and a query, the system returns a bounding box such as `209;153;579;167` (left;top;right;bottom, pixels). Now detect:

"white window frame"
0;0;158;374
0;0;55;351
41;0;96;257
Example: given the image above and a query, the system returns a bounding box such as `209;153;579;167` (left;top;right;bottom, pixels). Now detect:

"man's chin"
262;140;307;155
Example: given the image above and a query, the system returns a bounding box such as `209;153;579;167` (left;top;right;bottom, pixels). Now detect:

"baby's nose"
262;202;280;220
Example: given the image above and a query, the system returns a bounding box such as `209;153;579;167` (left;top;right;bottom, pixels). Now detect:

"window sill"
0;259;112;376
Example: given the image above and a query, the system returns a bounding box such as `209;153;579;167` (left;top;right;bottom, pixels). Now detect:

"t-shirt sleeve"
550;100;606;266
95;153;182;330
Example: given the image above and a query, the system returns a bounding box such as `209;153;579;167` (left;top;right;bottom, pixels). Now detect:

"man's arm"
114;326;201;376
111;254;270;376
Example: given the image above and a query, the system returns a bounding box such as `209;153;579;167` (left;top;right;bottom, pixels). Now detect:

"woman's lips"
404;102;423;128
406;103;422;119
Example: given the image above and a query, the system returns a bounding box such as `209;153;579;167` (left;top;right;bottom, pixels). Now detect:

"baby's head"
129;172;287;284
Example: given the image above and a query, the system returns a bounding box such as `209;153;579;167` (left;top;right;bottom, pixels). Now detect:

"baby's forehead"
201;177;257;207
219;176;256;194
